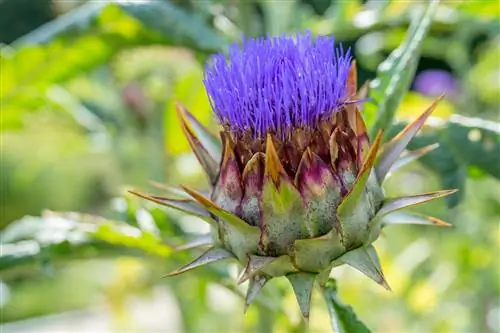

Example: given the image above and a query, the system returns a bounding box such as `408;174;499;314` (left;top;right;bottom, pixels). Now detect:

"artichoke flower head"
131;31;455;321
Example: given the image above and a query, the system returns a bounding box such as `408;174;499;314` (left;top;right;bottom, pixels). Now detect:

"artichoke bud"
132;31;456;322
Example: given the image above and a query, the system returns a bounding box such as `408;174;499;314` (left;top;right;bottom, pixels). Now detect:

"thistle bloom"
132;31;455;324
204;32;351;139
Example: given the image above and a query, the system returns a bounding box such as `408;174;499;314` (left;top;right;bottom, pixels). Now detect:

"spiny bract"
131;32;455;322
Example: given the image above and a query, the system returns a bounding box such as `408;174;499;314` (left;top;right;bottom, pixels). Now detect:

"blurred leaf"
389;115;500;206
322;279;371;333
12;2;108;45
119;1;226;52
1;1;226;129
0;123;119;226
456;1;500;19
444;115;500;179
468;39;500;108
165;67;213;156
0;212;172;272
366;0;439;140
328;0;363;31
259;0;298;35
14;1;225;51
93;223;171;257
396;92;455;120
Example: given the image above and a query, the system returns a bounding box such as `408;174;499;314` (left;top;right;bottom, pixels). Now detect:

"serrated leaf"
365;0;439;139
322;279;371;333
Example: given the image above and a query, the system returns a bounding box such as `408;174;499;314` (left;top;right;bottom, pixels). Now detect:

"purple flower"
413;70;459;99
203;31;352;139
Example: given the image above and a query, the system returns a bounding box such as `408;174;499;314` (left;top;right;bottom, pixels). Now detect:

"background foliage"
1;1;499;332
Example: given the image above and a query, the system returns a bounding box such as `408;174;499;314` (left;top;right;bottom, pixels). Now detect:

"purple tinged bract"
203;31;352;139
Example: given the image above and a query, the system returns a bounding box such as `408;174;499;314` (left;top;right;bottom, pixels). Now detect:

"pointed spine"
337;130;383;217
149;182;211;200
375;95;444;183
265;134;287;185
382;211;451;227
375;189;458;220
357;80;370;101
162;247;233;277
128;190;216;226
181;185;253;231
339;245;391;291
245;274;270;313
176;102;221;163
178;105;219;185
287;272;316;323
346;60;358;102
175;233;213;251
237;255;278;284
387;143;440;176
181;185;261;261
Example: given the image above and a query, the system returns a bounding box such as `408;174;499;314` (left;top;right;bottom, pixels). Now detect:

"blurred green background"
1;0;499;332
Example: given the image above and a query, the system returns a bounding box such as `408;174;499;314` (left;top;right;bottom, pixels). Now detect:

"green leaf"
322;279;371;333
2;1;225;128
388;116;500;207
14;1;225;52
444;115;500;179
259;0;298;35
165;68;214;156
366;0;439;140
0;212;172;272
119;1;226;52
93;223;172;257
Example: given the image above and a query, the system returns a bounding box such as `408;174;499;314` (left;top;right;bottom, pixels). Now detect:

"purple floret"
203;31;352;139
